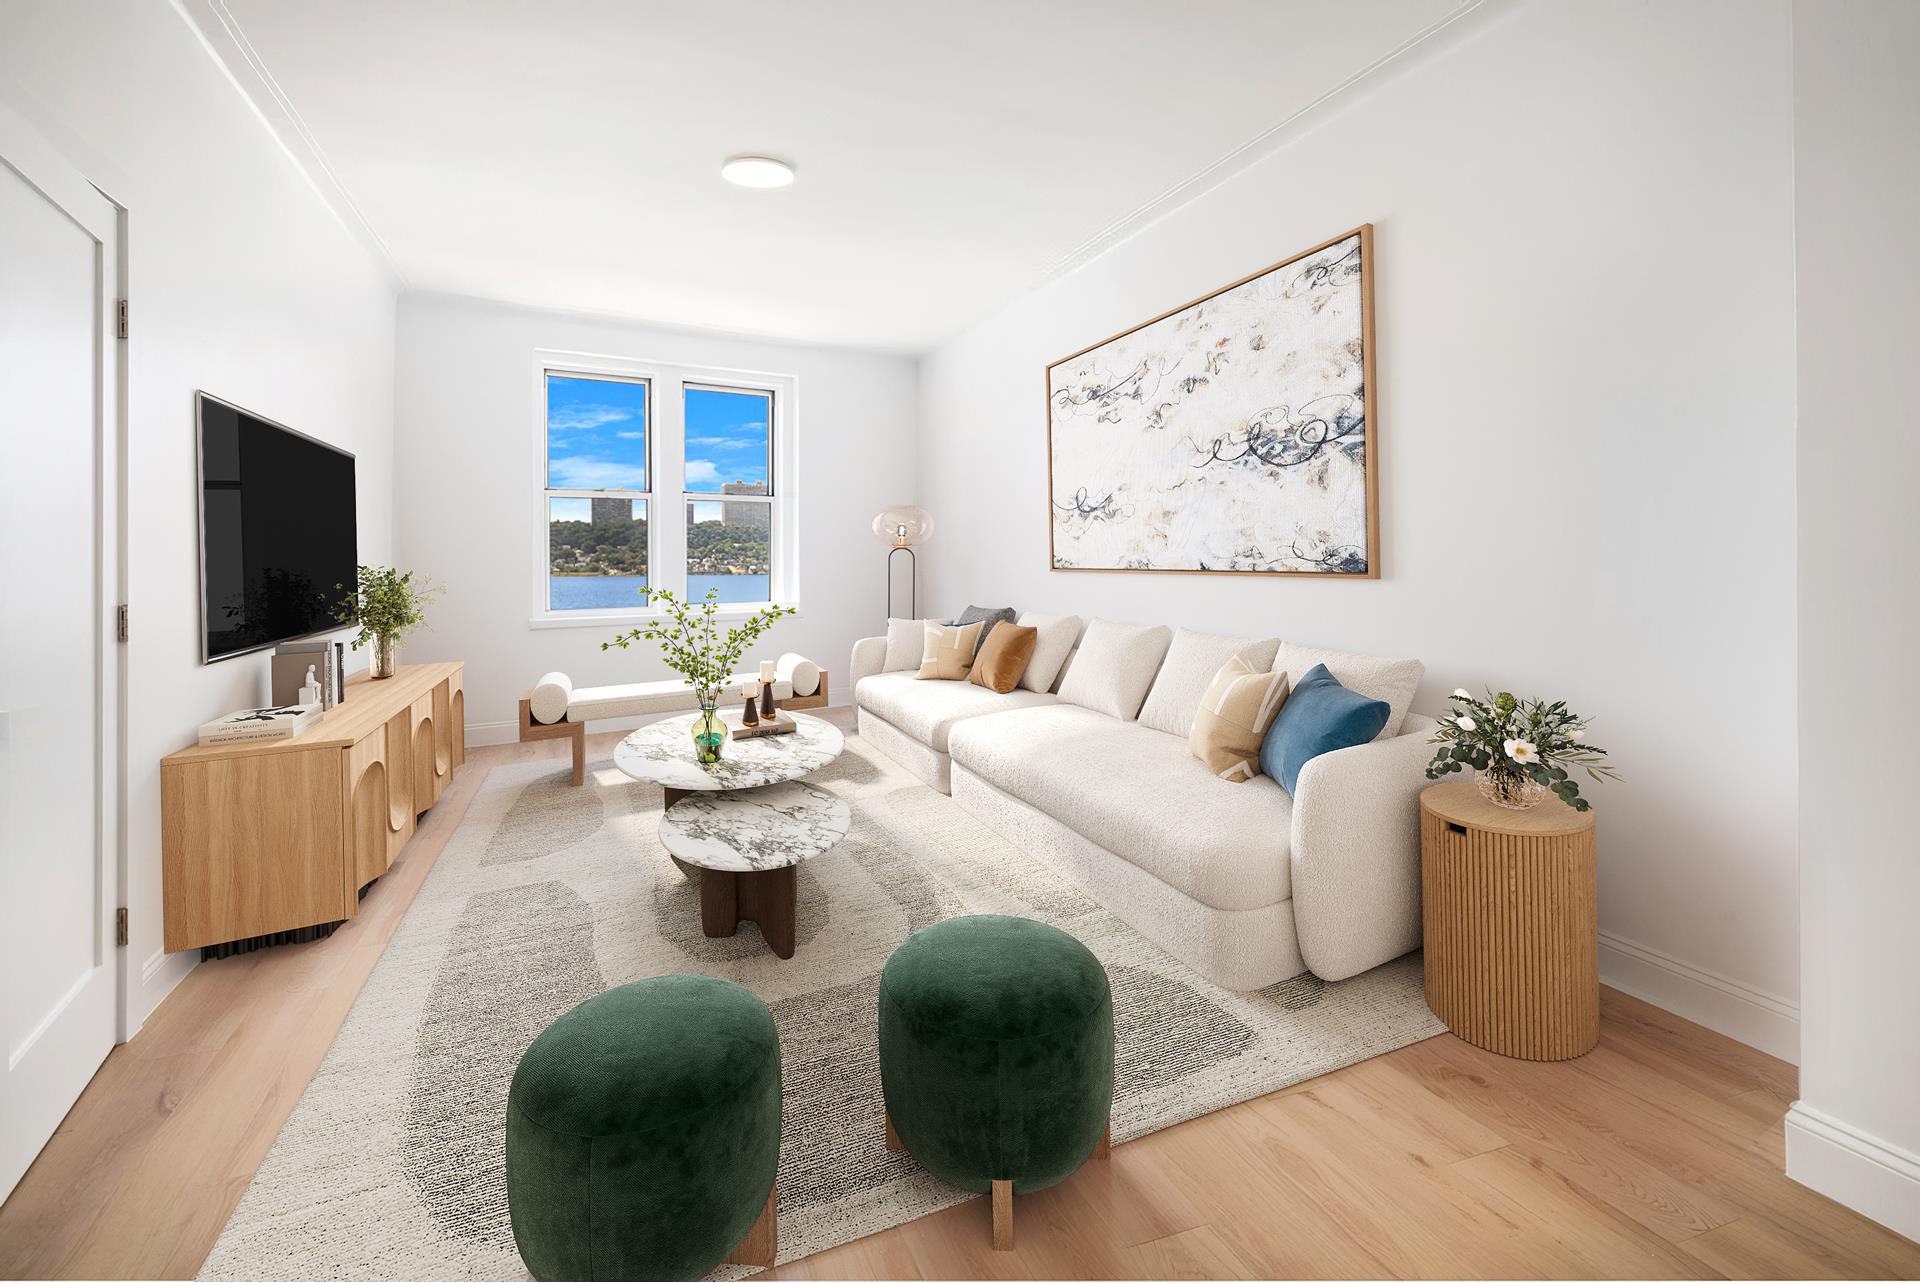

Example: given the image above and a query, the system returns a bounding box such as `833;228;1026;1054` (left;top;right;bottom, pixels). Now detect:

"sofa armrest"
850;635;888;694
1288;713;1437;980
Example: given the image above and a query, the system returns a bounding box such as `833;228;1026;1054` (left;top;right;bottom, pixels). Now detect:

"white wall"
393;296;917;739
918;0;1803;1055
1;2;399;1029
1786;0;1920;1239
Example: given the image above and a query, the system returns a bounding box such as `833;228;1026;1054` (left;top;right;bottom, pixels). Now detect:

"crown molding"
171;0;408;288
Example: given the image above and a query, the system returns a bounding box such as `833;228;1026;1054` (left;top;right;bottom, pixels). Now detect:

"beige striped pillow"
1188;652;1290;782
915;620;983;681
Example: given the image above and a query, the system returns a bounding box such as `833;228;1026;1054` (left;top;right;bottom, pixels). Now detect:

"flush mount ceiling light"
720;156;795;189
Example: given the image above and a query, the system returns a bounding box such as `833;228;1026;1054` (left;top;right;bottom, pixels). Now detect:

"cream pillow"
915;621;983;680
1272;642;1424;738
884;617;946;672
1138;628;1281;737
1189;653;1290;782
1055;618;1174;720
1017;612;1082;692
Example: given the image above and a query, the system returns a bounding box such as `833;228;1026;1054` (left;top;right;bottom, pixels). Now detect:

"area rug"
201;732;1441;1280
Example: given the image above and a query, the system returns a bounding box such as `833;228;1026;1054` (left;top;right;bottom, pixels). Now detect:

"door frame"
0;100;129;1041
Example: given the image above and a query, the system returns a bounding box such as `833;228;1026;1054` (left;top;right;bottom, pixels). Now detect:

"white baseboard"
1598;929;1799;1063
1786;1102;1920;1241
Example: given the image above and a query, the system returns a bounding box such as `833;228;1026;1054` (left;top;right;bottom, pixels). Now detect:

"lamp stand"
886;545;917;619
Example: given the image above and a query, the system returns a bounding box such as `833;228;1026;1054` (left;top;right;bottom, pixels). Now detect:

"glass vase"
691;694;729;765
371;634;396;679
1477;765;1548;811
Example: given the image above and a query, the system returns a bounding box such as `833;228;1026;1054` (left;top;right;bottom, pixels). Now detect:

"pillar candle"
759;659;776;685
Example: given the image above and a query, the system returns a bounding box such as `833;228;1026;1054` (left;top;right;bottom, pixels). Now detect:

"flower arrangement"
604;589;795;762
333;565;442;678
1426;689;1617;811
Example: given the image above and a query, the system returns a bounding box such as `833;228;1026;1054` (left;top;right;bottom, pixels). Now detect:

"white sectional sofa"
850;620;1434;990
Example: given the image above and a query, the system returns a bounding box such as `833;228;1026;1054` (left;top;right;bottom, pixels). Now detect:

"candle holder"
742;682;760;726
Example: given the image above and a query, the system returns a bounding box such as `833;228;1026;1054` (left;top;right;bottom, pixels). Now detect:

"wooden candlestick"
742;681;759;726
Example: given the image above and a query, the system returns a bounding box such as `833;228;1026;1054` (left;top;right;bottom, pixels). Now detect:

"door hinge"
116;907;128;948
117;604;128;642
116;299;128;340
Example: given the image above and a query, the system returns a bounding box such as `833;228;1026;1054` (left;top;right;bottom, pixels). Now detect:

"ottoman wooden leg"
991;1179;1013;1251
884;1109;903;1152
1094;1119;1111;1160
726;1183;778;1267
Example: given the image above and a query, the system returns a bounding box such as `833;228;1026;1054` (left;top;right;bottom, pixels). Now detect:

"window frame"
530;350;798;629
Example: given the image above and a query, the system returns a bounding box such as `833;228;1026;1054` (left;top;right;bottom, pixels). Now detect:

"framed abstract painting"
1045;224;1378;577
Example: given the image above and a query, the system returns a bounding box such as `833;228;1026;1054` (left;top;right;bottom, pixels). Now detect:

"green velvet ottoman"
877;914;1113;1250
506;975;781;1280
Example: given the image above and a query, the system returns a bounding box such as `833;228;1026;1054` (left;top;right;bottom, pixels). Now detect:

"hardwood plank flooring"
3;713;1915;1280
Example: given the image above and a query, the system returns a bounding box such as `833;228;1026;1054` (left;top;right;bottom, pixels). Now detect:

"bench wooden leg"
1094;1119;1111;1160
884;1108;903;1152
726;1183;777;1267
991;1179;1013;1251
569;721;584;786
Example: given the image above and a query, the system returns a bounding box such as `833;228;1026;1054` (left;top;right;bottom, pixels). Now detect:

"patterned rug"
201;732;1442;1280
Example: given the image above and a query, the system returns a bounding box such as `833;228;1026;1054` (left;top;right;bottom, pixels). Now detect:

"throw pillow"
915;621;983;681
884;617;946;672
1188;653;1291;782
1138;628;1281;737
1016;612;1082;692
1259;664;1390;794
1272;642;1423;738
951;604;1017;652
968;623;1038;694
1055;618;1174;721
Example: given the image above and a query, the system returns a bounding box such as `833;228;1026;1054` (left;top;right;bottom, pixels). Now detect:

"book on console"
197;703;324;747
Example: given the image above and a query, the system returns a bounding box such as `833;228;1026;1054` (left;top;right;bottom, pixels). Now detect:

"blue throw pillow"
1260;664;1391;794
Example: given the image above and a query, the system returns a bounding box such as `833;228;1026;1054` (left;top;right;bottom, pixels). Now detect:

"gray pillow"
951;604;1016;654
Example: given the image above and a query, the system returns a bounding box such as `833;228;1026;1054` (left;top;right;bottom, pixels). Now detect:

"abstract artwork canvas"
1046;225;1377;576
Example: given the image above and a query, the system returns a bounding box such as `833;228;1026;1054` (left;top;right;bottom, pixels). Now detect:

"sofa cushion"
1260;664;1390;793
948;704;1291;912
951;604;1017;652
1189;654;1290;782
1272;641;1423;738
855;672;1057;753
1055;618;1173;721
1138;629;1281;737
968;623;1037;694
1017;612;1082;693
885;617;946;672
916;621;983;681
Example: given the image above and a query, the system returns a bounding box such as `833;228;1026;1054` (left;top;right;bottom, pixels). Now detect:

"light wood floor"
2;716;1915;1280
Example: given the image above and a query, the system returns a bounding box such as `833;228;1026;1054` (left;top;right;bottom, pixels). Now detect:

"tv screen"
198;393;357;663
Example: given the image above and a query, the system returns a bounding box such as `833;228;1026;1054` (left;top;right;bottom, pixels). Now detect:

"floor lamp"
872;506;933;619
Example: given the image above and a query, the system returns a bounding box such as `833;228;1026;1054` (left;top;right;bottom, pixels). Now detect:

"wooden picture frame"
1044;224;1379;578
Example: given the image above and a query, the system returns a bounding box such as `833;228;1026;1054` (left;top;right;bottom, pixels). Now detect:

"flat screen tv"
197;392;357;663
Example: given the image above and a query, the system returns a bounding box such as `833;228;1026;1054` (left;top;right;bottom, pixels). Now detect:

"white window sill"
528;602;802;631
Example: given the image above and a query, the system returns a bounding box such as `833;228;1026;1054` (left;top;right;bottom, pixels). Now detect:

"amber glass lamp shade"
872;506;933;549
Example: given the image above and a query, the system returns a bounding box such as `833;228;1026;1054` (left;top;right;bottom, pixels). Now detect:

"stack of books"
197;703;323;747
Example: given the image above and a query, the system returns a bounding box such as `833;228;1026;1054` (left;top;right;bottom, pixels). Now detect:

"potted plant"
604;588;795;764
333;565;442;679
1426;689;1617;811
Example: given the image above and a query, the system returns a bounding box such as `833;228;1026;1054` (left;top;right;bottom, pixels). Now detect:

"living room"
1;1;1915;1279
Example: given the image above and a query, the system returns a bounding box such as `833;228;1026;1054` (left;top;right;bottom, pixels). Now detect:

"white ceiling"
211;0;1469;350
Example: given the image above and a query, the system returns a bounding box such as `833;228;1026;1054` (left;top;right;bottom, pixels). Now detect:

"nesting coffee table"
614;711;848;958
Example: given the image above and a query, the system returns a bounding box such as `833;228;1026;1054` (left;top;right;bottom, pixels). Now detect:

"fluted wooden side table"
1420;779;1598;1060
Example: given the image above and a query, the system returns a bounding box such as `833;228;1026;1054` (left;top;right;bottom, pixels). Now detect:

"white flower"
1452;688;1472;700
1569;729;1584;741
1455;715;1477;731
1504;738;1539;765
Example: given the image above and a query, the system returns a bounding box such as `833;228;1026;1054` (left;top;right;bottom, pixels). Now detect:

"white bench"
518;652;830;785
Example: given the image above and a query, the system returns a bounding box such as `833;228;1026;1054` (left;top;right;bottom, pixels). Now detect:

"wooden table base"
668;852;797;959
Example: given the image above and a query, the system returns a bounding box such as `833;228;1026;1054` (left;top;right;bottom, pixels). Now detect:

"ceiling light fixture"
720;156;795;189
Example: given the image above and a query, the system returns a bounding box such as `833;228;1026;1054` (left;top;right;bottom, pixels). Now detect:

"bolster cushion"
776;652;821;698
529;672;573;725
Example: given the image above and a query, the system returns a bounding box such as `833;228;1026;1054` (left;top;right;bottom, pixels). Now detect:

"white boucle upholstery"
1016;612;1082;693
855;672;1056;754
952;764;1307;989
856;706;953;791
1272;641;1424;738
850;635;887;692
529;672;572;724
566;672;797;721
1054;618;1173;721
1137;629;1280;737
883;618;944;672
947;704;1291;912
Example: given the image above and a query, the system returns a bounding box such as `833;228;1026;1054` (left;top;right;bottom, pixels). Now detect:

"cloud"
684;459;721;489
615;431;647;440
548;405;635;432
548;455;648;489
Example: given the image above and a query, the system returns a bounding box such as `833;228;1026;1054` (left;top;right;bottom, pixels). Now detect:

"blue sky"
547;377;769;522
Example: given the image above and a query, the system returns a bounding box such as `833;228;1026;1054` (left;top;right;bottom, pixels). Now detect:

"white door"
0;105;123;1201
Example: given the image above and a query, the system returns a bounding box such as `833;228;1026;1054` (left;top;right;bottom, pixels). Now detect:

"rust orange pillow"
968;623;1038;694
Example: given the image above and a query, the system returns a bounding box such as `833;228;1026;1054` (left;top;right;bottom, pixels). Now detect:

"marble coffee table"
614;711;847;958
655;781;850;959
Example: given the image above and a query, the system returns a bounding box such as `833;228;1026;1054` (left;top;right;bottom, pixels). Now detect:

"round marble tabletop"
613;711;845;793
657;781;851;873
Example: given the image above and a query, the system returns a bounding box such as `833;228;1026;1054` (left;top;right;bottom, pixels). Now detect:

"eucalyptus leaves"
333;565;441;676
1426;689;1617;812
602;588;794;703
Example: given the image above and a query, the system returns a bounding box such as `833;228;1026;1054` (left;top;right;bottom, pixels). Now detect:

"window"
536;355;793;623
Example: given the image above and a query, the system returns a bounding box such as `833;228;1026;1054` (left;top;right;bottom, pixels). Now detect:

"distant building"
721;481;770;527
590;497;637;525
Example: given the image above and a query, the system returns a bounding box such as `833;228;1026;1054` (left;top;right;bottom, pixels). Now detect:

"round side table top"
613;710;845;793
657;781;850;873
1420;777;1596;837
